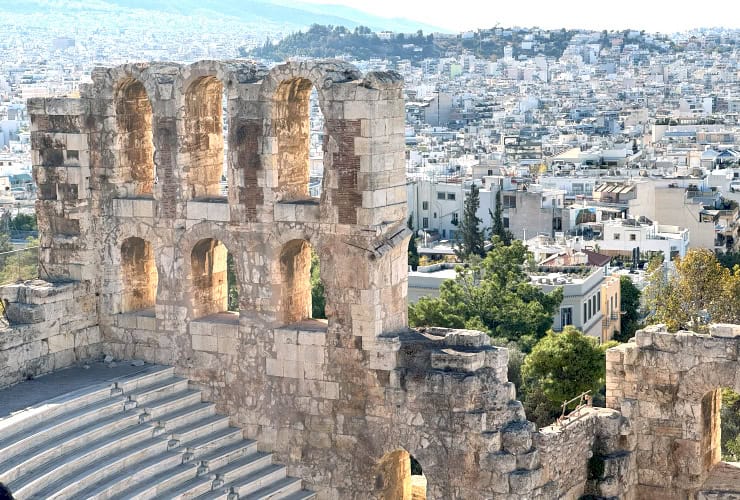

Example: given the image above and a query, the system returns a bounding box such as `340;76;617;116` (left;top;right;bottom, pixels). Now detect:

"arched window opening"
120;237;157;313
310;249;326;320
185;76;225;200
308;87;325;199
275;79;324;202
116;79;154;197
376;450;427;500
280;239;328;324
711;388;740;462
699;388;740;491
190;238;238;318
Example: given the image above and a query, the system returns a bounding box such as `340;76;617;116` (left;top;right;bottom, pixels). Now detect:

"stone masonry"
0;59;737;499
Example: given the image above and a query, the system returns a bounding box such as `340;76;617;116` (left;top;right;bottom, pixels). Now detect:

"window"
433;212;437;218
597;291;601;311
588;300;592;319
437;192;446;200
503;218;510;228
614;233;621;240
66;150;79;161
488;169;494;175
451;213;459;225
422;201;429;210
447;192;456;200
630;233;637;241
584;303;588;321
503;195;517;209
422;217;429;229
561;307;573;327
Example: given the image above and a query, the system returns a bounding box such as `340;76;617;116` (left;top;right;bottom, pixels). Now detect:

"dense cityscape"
0;2;739;498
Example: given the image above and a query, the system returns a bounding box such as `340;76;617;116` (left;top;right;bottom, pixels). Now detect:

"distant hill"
2;0;442;34
245;25;581;62
244;25;680;63
246;25;441;61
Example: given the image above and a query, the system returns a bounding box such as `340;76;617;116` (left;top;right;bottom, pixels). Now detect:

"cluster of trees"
643;249;740;332
407;186;618;426
452;184;513;261
409;238;611;426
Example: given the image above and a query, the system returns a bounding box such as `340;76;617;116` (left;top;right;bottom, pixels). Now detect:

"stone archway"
273;78;324;203
120;236;157;313
115;78;154;197
376;449;427;500
184;76;225;200
190;237;236;318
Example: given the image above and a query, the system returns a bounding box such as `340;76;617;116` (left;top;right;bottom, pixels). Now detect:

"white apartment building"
532;267;604;339
599;218;690;259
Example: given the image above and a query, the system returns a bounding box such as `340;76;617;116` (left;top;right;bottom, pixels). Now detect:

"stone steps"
0;363;315;500
0;381;116;441
0;395;128;464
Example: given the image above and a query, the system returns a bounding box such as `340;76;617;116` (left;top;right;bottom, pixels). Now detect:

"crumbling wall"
607;324;740;499
9;59;717;499
0;281;101;388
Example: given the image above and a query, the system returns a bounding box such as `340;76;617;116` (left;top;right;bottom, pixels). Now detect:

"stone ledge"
113;309;156;331
709;323;740;338
187;200;229;222
430;348;485;372
113;197;155;218
274;201;321;223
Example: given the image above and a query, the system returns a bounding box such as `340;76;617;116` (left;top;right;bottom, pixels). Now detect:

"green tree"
9;213;37;232
615;275;641;342
717;251;740;271
310;251;326;319
455;183;485;260
489;189;513;245
407;215;419;269
644;249;740;332
409;240;563;349
521;326;613;427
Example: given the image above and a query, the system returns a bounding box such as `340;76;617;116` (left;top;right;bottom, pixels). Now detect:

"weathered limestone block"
710;323;740;338
501;421;535;455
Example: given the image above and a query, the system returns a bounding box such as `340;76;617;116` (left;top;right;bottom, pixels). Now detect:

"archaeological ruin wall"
0;59;738;499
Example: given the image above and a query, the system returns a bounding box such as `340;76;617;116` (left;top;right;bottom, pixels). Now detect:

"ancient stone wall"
6;59;739;499
0;281;101;388
607;324;740;499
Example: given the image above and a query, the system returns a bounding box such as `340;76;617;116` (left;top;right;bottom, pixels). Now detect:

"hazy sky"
301;0;740;33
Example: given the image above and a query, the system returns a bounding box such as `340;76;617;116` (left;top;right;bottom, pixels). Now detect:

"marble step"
32;435;172;500
7;423;156;498
0;395;128;465
0;409;144;485
125;376;190;405
74;447;184;500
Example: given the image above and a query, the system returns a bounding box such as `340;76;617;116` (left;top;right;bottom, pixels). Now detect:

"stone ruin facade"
0;59;738;499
